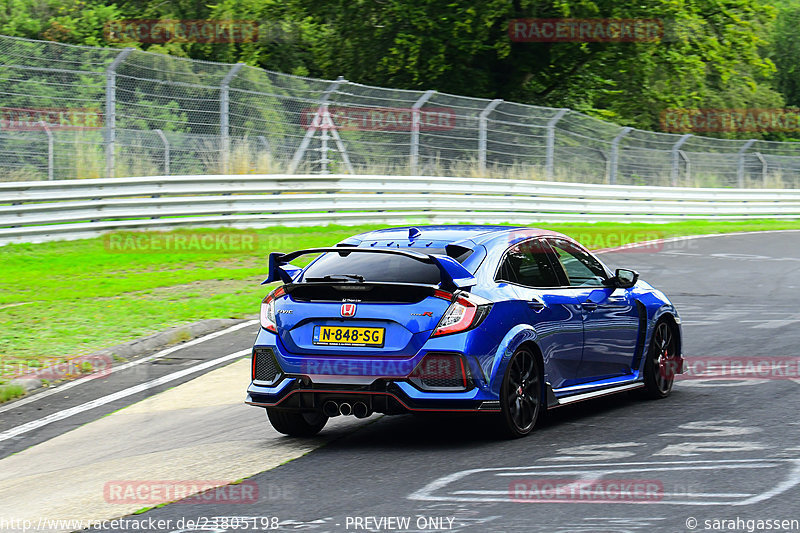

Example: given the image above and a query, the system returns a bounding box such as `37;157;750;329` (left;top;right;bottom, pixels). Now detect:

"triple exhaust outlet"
323;400;370;418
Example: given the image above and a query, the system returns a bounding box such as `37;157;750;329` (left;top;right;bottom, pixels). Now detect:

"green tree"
0;0;792;136
770;1;800;106
291;0;784;133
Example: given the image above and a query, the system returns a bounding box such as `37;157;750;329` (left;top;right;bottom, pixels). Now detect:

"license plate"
313;325;385;347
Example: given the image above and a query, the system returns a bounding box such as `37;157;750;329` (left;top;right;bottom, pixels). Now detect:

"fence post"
670;134;692;186
38;121;53;180
609;127;632;185
478;99;503;175
594;148;608;183
545;108;569;180
257;135;270;155
736;139;756;188
288;76;345;174
319;121;331;174
154;129;169;175
410;90;436;175
220;63;244;174
754;152;768;186
326;113;355;174
678;150;691;185
104;47;134;179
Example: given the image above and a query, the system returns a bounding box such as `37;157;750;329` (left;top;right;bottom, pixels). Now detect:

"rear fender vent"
408;352;472;391
252;348;282;385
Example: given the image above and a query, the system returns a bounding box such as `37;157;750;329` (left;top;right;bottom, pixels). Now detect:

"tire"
266;408;328;437
497;346;543;438
641;319;679;399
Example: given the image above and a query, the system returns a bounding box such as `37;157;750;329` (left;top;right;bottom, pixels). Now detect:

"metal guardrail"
2;174;800;245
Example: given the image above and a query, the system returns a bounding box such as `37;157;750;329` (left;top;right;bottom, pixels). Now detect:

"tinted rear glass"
302;250;444;284
496;239;561;288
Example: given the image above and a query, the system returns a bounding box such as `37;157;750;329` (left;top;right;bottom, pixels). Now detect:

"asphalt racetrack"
3;230;800;533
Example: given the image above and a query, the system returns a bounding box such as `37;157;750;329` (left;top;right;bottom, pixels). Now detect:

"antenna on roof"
408;227;422;240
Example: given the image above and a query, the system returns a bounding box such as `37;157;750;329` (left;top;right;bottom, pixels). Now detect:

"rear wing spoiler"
264;247;477;291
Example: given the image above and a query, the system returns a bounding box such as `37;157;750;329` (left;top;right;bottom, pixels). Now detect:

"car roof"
343;225;573;248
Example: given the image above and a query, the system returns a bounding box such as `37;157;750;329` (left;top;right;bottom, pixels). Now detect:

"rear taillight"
432;296;476;336
433;289;453;301
431;293;492;337
260;287;286;333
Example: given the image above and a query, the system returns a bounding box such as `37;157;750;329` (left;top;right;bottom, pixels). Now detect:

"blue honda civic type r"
246;225;684;438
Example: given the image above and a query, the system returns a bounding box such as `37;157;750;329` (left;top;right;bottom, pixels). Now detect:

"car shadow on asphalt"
326;390;686;450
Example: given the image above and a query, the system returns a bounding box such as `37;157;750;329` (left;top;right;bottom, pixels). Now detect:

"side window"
548;238;607;287
496;239;560;288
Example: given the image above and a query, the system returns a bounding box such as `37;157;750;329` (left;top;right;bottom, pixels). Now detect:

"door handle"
528;300;546;311
581;302;598;311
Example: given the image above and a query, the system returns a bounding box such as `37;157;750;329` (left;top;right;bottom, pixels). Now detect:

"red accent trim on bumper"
245;388;500;413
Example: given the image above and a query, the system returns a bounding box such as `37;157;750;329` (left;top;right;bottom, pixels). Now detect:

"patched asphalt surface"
8;231;800;532
0;321;260;459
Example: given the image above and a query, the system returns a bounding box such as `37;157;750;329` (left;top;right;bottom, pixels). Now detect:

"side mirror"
611;268;639;289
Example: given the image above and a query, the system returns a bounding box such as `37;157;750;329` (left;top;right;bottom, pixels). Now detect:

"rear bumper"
249;328;499;413
246;378;499;414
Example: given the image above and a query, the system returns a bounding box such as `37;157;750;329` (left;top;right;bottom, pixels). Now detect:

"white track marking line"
451;490;755;497
0;319;258;415
0;349;250;443
410;459;800;506
0;302;32;311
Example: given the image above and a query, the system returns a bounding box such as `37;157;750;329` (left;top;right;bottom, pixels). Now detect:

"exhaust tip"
353;402;371;419
323;401;340;417
339;402;352;416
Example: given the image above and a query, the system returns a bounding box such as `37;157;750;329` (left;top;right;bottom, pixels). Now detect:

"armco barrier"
2;174;800;245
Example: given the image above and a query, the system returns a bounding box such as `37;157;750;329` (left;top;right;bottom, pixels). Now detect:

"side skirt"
549;381;644;409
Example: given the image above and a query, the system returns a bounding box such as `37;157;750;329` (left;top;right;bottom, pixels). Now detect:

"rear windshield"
301;249;448;284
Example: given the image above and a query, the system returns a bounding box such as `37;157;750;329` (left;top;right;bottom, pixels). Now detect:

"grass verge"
1;220;798;390
0;382;26;402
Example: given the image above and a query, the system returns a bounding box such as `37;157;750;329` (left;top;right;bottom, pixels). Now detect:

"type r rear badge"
341;303;356;317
